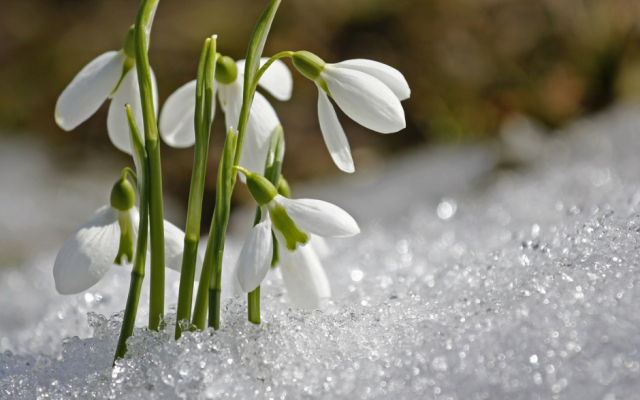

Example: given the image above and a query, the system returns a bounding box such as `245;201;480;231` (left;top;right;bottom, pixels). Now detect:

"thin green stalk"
194;0;282;330
247;287;260;324
114;105;150;363
134;0;165;331
192;130;236;330
175;36;217;339
249;51;293;96
247;126;284;324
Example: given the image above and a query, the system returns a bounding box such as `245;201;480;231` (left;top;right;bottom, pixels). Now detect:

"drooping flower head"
233;167;359;293
53;172;199;295
159;55;292;177
54;25;158;155
291;51;410;173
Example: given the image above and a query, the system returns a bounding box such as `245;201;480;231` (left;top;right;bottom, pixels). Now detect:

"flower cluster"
52;0;410;358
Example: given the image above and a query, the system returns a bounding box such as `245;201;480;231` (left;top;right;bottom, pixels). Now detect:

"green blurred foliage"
1;0;640;216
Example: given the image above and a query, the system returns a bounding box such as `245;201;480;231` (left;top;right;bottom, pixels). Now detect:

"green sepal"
114;210;135;265
269;202;308;251
243;0;282;90
215;55;238;85
292;51;326;81
110;177;136;211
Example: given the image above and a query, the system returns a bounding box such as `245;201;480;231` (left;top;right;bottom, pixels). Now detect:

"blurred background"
2;0;640;267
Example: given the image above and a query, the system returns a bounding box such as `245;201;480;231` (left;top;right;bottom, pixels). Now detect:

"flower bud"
236;167;278;206
110;178;136;211
292;51;326;81
215;55;238;85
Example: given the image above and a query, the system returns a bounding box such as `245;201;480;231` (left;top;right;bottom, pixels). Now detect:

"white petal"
321;67;405;133
309;235;331;260
235;212;273;292
334;59;410;100
159;80;197;148
55;51;126;131
53;206;120;294
223;80;280;179
279;244;331;310
317;89;354;173
161;219;202;280
236;58;293;101
222;81;242;134
241;92;281;176
276;195;360;237
107;68;159;154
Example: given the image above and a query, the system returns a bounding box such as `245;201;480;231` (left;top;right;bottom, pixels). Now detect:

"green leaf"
243;0;282;93
264;125;285;184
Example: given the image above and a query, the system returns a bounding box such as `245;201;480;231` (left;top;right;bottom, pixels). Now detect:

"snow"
3;104;640;399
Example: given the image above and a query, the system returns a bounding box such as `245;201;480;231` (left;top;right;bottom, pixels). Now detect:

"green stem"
175;37;217;339
194;130;236;330
233;51;292;168
196;0;283;330
248;287;261;324
249;51;293;96
134;0;165;331
122;167;138;188
114;106;150;363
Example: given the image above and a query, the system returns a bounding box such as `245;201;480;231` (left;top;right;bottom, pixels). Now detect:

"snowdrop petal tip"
53;207;120;295
236;218;274;292
159;80;198;148
334;59;411;101
55;51;126;131
322;67;406;134
317;90;355;173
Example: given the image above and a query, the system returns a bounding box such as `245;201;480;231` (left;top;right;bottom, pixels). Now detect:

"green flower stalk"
247;125;285;324
133;0;165;331
114;105;149;363
175;35;217;339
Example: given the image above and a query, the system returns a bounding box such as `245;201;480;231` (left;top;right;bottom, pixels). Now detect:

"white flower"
292;52;410;173
53;206;199;295
159;57;292;176
235;194;359;293
279;236;331;310
54;50;158;155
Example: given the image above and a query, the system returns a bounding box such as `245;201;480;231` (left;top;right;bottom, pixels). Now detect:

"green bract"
215;55;238;85
123;25;136;59
110;178;136;211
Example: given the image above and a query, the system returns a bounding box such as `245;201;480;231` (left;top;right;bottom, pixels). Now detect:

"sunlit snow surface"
3;105;640;399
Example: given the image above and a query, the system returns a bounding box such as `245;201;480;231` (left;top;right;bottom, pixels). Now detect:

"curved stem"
134;0;165;331
122;167;138;189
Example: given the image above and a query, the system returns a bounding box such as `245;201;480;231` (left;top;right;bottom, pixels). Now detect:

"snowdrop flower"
292;51;410;173
159;55;292;176
233;167;359;293
278;236;332;310
54;25;158;155
53;176;198;295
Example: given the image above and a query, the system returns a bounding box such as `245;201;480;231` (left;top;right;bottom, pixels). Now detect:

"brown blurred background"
2;0;640;235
